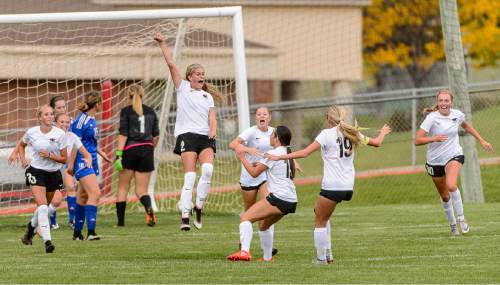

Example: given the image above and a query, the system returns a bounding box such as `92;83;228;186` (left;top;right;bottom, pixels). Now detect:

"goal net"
0;8;249;215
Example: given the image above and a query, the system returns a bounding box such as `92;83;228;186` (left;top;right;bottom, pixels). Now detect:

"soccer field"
1;167;500;284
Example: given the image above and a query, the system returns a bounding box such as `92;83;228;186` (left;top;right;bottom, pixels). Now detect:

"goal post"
0;7;250;215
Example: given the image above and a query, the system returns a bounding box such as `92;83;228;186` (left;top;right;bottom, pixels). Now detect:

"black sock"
139;195;152;213
116;201;126;226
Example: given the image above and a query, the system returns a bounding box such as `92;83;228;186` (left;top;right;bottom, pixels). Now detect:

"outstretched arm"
461;121;493;151
366;124;391;147
154;32;182;89
267;141;321;161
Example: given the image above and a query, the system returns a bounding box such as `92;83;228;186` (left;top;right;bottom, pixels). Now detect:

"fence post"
411;89;417;166
439;0;484;202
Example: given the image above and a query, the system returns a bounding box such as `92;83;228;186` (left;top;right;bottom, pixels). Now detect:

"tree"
363;0;500;87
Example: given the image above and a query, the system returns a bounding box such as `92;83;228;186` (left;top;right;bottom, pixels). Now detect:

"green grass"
1;165;500;283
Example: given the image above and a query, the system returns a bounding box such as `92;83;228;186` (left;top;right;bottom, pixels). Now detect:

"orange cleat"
227;250;252;261
258;257;273;262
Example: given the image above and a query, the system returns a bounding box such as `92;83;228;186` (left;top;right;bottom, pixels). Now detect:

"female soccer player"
415;89;492;236
70;91;111;240
19;105;67;253
155;32;222;231
114;85;159;227
227;126;296;262
267;106;391;263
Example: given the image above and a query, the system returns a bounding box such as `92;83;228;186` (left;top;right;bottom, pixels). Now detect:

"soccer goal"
0;7;250;215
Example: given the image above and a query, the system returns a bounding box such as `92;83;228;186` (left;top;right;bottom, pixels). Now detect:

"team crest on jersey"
203;94;207;98
49;138;56;142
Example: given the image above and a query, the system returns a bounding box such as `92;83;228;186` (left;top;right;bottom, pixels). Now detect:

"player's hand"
264;153;280;161
208;129;216;140
114;157;123;171
67;167;74;176
84;156;93;168
246;147;260;156
38;149;50;158
8;151;18;166
480;140;493;152
20;159;28;169
154;32;165;43
294;159;303;174
433;135;448;142
379;124;392;136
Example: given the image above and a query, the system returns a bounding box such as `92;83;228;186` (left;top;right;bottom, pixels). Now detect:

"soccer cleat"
325;249;334;264
68;221;75;230
51;223;60;230
313;258;329;265
72;231;85;241
86;232;101;241
272;248;278;256
21;222;35;245
258;257;273;262
450;224;460;236
146;210;156;227
227;250;252;261
45;240;55;253
458;219;470;234
193;206;202;230
180;218;190;231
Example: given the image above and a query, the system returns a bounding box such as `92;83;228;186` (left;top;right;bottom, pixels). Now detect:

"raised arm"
461;121;493;151
154;32;182;89
366;124;391;147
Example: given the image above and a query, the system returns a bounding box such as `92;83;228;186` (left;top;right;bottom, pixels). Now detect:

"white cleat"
458;219;470;234
313;258;329;265
450;224;460;236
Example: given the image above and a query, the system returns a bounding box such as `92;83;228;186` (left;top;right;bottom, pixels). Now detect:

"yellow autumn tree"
364;0;500;87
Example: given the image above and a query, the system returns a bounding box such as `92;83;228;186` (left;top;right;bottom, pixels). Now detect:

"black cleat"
193;207;202;230
45;240;55;253
180;218;190;231
21;222;35;245
272;248;278;256
72;230;85;241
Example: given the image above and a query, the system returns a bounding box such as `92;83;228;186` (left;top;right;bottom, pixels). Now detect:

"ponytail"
126;85;144;116
77;91;101;112
275;126;295;179
327;106;367;148
286;146;296;180
202;82;224;103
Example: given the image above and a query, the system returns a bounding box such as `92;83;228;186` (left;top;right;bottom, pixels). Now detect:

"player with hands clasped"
415;89;492;236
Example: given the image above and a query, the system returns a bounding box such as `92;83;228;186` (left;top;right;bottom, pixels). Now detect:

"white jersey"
259;146;297;202
23;126;66;172
174;80;215;137
315;127;362;191
238;126;274;187
420;109;465;165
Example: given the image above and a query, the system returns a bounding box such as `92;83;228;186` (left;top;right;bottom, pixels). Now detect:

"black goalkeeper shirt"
119;104;159;147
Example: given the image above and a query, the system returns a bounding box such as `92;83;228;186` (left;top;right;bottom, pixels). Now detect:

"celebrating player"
267;106;390;263
155;32;222;231
415;89;492;235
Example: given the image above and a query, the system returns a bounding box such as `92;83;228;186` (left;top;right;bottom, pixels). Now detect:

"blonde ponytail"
126;85;144;116
327;105;367;147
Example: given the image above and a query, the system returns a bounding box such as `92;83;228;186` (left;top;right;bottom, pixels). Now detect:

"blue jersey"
71;112;99;156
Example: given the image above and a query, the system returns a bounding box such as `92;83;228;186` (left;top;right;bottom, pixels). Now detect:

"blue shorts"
74;156;99;181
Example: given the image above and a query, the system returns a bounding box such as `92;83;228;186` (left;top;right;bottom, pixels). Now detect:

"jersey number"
138;116;145;134
336;137;352;158
26;173;37;184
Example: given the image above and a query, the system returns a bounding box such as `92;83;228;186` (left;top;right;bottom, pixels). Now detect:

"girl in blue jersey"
70;91;111;240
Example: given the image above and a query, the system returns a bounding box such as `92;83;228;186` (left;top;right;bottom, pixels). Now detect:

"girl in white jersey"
18;105;67;253
229;106;279;257
267;106;390;264
227;126;296;262
155;32;223;231
415;90;492;236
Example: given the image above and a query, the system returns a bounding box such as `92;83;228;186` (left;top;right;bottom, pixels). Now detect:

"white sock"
37;205;51;242
442;199;456;225
48;203;57;218
240;220;253;253
259;227;274;261
314;227;328;261
195;163;213;209
180;172;196;218
31;208;39;227
450;190;465;220
326;220;332;252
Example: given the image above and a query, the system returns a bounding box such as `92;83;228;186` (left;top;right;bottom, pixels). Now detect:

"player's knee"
200;163;213;180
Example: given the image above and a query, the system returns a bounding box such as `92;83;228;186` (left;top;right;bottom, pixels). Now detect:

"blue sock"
67;196;77;223
50;211;57;226
75;203;86;231
85;205;98;233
